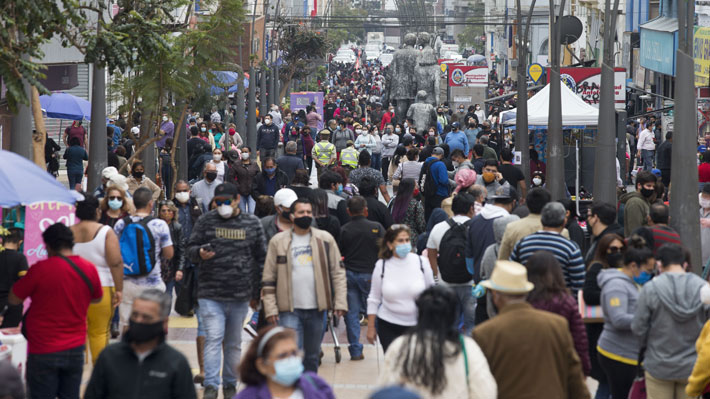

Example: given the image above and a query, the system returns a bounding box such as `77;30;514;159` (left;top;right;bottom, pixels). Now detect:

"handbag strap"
59;255;94;296
459;334;470;389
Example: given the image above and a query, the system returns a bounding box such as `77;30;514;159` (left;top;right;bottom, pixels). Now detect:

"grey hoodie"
597;268;641;363
480;215;519;317
631;272;710;380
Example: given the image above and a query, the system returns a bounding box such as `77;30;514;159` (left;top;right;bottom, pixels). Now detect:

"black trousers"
598;351;637;399
424;194;446;221
376;317;410;353
381;156;392;182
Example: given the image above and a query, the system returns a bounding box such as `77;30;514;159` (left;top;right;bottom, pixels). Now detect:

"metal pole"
546;0;567;200
177;111;188;182
11;80;32;159
88;64;107;193
260;68;268;115
670;0;702;271
515;0;537;185
248;66;257;157
237;68;246;141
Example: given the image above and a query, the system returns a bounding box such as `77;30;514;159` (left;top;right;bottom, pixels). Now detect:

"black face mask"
205;171;217;181
606;252;624;268
132;171;144;179
125;320;165;343
281;209;291;220
640;187;655;198
293;216;312;229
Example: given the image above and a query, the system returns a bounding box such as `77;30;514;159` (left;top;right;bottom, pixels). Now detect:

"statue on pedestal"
386;33;419;124
415;32;440;106
407;90;437;136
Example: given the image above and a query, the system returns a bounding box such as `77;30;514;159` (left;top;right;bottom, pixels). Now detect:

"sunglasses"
108;196;122;201
608;246;624;253
215;199;232;206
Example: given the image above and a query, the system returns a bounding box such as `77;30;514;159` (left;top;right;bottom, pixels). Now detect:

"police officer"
340;140;359;177
312;129;336;178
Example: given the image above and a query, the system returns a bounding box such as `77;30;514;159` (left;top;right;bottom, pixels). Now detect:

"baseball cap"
432;147;445;156
490;183;517;200
101;166;118;180
214;183;239;199
319;129;331;137
274;188;298;208
346;139;354;146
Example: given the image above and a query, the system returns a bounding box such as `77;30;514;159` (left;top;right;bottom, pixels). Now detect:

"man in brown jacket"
473;261;590;399
262;197;347;372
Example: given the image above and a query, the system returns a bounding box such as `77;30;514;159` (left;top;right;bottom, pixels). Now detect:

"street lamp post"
546;0;567;200
515;0;537;186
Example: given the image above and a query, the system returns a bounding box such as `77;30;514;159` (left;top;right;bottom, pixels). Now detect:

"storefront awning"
639;17;679;76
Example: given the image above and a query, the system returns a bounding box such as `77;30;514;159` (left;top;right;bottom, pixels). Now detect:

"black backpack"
419;159;441;199
438;219;473;283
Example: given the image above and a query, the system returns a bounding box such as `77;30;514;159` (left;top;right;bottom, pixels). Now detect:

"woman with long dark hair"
584;233;626;399
525;251;591;376
311;188;341;241
390;178;425;247
379;285;497;398
367;225;435;352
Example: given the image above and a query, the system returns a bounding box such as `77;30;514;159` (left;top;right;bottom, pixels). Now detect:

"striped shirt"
509;231;585;292
649;225;681;254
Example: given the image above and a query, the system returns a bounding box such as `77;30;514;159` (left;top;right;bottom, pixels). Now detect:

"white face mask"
533;177;542;186
395;128;401;133
701;197;710;209
241;152;250;160
213;154;222;162
162;116;168;122
428;131;435;136
356;129;363;135
217;204;234;218
264;119;272;125
175;192;190;203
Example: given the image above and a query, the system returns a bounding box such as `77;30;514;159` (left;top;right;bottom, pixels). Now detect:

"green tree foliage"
457;0;486;53
327;0;368;47
277;25;330;99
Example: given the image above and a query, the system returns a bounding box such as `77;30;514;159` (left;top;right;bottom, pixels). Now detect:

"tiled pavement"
80;312;598;398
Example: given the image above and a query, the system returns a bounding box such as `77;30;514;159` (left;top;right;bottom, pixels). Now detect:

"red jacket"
530;294;591;376
380;111;393;131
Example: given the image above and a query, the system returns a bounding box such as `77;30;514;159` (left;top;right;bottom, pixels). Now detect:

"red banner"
546;67;627;108
448;66;489;87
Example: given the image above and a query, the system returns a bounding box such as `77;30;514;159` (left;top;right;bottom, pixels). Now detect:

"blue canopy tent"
210;71;249;95
39;92;91;121
0;150;78;206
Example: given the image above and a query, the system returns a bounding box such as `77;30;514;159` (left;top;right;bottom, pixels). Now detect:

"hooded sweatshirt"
466;204;511;282
597;268;640;364
480;215;520;318
620;191;651;237
631;272;710;380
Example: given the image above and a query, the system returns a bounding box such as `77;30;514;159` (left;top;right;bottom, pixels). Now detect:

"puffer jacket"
261;227;347;318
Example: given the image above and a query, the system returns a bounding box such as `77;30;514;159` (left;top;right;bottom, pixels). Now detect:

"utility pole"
670;0;702;271
248;0;259;157
260;0;269;117
236;66;247;142
593;0;620;204
87;64;107;193
546;0;566;200
515;0;537;185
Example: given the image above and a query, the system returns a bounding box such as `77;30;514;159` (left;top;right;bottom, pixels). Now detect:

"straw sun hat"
480;260;535;294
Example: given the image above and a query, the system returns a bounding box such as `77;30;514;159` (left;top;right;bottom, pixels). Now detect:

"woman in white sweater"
366;225;435;352
379;286;497;399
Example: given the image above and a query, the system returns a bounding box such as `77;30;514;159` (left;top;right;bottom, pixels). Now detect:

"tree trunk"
30;86;46;170
170;104;188;191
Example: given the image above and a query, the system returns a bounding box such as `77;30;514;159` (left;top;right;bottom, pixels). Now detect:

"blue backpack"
119;216;156;276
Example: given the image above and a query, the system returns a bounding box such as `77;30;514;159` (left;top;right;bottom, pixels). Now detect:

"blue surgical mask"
633;271;653;285
108;199;123;210
335;184;343;195
265;167;276;174
395;243;412;258
271;356;304;386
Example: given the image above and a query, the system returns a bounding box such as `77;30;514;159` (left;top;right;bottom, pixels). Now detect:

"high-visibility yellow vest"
314;141;335;164
340;147;359;168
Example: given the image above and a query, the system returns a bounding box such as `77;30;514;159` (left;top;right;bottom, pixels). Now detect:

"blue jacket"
424;156;450;197
444;130;469;155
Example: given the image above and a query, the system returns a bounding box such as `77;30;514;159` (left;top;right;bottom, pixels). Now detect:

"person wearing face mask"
261;188;298;242
596;236;655;399
619;170;657;237
333;120;355;157
451;104;467;124
475;160;507;202
192;163;220;213
366;225;435;353
226;147;262;213
208;148;226;183
257;116;280;160
253;157;289;198
126;160;161;201
262;198;347;372
381;124;399;182
84;289;196;399
354;124;377;154
186;182;267;399
218;125;244;151
380;106;395;131
443;122;469;156
156;112;174;149
237;326;335;399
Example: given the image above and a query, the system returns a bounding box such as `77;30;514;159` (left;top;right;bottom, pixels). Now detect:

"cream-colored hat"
480;260;534;294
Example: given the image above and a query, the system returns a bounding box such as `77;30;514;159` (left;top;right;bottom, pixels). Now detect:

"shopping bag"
174;267;196;316
628;348;646;399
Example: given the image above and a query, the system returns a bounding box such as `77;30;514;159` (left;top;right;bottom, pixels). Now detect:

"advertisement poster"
546;67;626;109
290;92;324;130
448;66;489;87
694;26;710;87
24;202;76;266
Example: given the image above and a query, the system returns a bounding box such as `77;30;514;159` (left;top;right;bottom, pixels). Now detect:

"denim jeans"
448;284;476;336
371;152;382;171
239;194;256;213
197;299;249;389
641;149;655;171
67;171;83;190
344;270;371;357
279;309;326;372
27;345;84;399
165;279;181;303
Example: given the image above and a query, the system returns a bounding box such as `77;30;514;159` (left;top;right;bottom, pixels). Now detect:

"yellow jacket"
687;321;710;397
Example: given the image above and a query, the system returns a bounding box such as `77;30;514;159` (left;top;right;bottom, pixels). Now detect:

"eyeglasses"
108;196;122;201
215;199;232;206
608;246;624;253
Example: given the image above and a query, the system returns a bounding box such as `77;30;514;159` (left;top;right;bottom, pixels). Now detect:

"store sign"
290;92;324;130
24;202;77;266
694;26;710;87
448;66;489;87
640;28;677;76
547;67;627;109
